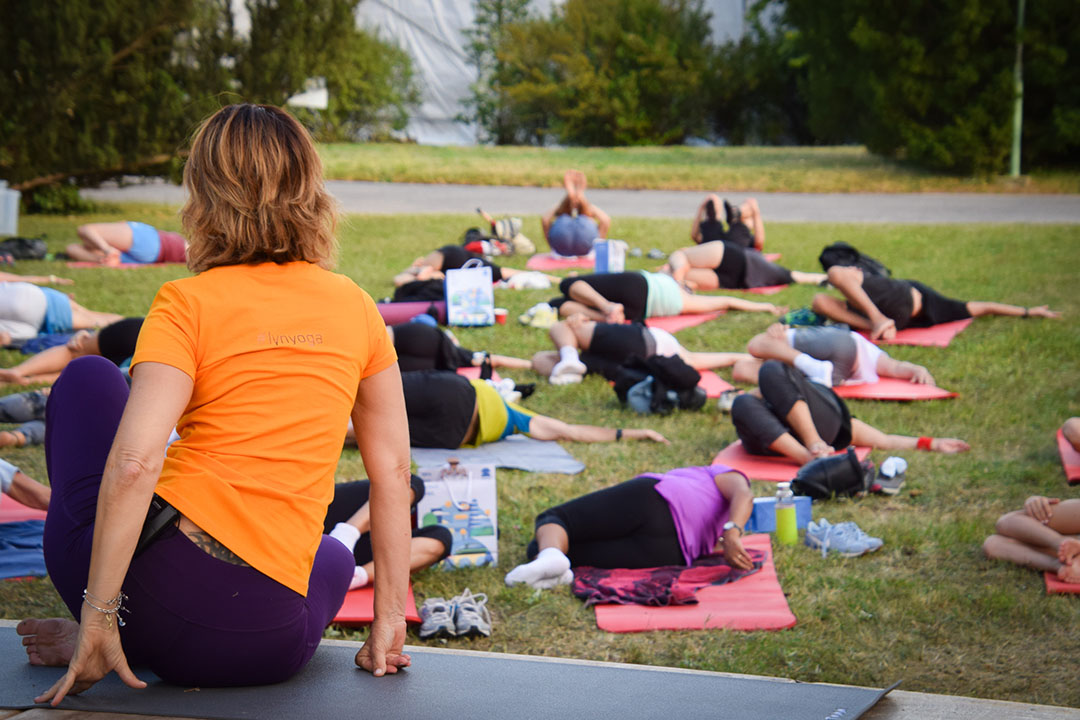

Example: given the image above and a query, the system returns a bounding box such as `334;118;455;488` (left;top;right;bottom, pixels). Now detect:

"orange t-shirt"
131;261;397;596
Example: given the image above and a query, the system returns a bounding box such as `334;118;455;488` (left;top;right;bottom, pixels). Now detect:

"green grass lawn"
3;204;1080;707
317;143;1080;194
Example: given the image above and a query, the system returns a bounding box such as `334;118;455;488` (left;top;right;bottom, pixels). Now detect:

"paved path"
81;179;1080;224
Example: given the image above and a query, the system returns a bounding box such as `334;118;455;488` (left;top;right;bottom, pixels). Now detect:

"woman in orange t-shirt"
19;104;413;704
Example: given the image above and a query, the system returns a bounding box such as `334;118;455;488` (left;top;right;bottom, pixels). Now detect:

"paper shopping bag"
417;460;498;568
445;258;495;326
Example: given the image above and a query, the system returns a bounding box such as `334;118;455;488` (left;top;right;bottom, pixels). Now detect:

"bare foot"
17;618;79;666
1058;537;1080;566
605;303;625;324
808;440;834;459
769;304;787;317
1057;559;1080;584
765;322;787;339
0;368;30;385
930;438;970;454
0;430;26;448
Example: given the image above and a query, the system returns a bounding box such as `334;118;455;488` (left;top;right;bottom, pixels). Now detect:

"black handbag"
791;446;875;500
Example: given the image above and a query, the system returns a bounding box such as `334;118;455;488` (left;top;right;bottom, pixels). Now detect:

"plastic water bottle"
776;482;797;546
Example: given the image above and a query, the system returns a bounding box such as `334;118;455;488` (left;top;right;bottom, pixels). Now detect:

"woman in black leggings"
665;241;825;291
388;322;530;373
504;465;754;590
731;360;970;464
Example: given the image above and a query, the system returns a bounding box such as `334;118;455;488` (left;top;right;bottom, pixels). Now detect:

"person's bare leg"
1065;417;1080;452
64;243;106;263
0;345;75;384
565;280;624;322
678;350;753;370
556;300;607;322
982;534;1064;573
362;537;447;584
783;400;832;458
767;432;813;464
849;418;970;453
738;198;765;250
17;618;80;666
823;266;896;340
812;293;877;334
76;223;132;265
732;357;764;384
504;522;572;588
489;354;532;370
747;331;802;365
0;430;27;448
966;301;1060;319
790;270;828;285
68;301;123;331
680;293;782;317
985;501;1080;577
531;351;559;376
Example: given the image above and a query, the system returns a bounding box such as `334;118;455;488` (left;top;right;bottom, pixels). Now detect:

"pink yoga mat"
833;378;957;401
739;284;787;295
456;366;502;383
333;584;422;625
65;261;182;269
0;494;47;523
857;318;973;348
645;311;724;333
1045;571;1080;595
376;301;447;325
593;534;796;633
698;370;734;398
526;253;594;271
711;441;872;483
1058;428;1080;486
763;253;781;262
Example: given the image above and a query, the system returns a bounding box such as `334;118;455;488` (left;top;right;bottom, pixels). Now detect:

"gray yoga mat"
411;434;585;474
1;626;895;720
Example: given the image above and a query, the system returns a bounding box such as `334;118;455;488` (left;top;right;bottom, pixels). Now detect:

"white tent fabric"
356;0;752;146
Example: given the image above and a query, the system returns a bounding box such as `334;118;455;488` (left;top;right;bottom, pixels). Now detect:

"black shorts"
392;322;473;372
555;272;649;323
437;245;503;282
401;370;475;449
908;281;971;327
580;323;654;380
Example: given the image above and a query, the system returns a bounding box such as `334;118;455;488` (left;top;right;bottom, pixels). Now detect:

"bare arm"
37;362;192;706
715;472;754;570
822;266;895;340
0;272;73;286
351;363;413;677
811;293;875;332
875;355;935;385
527;415;669;444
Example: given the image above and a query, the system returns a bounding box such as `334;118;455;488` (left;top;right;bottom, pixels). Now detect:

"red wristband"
917;436;933;451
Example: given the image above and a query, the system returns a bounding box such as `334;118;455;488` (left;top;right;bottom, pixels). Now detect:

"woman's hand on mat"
930;437;970;454
723;533;753;571
1024;495;1059;524
1026;305;1060;319
355;617;410;677
36;614;145;706
625;429;670;445
910;367;935;385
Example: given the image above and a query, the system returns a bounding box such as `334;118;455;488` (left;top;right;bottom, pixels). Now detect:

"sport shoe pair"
804;518;883;558
518;302;558;329
418;588;492;639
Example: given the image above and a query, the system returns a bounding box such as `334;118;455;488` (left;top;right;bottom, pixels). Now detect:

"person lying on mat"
691;194;765;250
0;317;143;386
392;244;557;288
325;476;452;590
0;280;122;348
813;265;1061;341
731;360;969;465
731;323;936;388
550;271;784;324
389;321;531;374
662;240;825;291
343;370;668;449
504;465;753;589
532;312;751;385
0;388;47;449
983;495;1080;583
17;104;414;706
541;169;611;256
69;222;188;266
1065;417;1080;452
0;457;50;511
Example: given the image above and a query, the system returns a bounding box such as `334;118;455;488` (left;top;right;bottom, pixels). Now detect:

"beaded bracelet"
82;589;128;629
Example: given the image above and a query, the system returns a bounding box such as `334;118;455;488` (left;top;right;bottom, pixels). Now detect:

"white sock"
794;353;834;387
349;565;370;590
329;522;361;553
532;568;574;590
559;346;581;364
551;348;587;380
504;547;571;588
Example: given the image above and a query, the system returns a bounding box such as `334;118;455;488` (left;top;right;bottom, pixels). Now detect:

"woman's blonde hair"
181;104;337;273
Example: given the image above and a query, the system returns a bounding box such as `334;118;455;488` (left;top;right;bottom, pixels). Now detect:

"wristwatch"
722;521;744;535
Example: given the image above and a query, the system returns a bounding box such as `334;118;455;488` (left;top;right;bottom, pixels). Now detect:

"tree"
461;0;532;145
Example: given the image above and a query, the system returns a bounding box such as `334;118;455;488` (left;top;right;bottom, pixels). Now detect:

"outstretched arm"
822;266;896;340
875;355;935;385
527;415;669;445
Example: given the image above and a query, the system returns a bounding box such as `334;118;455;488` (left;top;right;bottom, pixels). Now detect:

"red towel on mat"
526;253;594;271
711;441;871;483
857;318;973;348
735;284;787;295
456;366;502;382
833;378;957;401
697;370;734;398
333;584;423;625
1045;572;1080;595
645;311;724;333
1057;428;1080;486
590;534;797;632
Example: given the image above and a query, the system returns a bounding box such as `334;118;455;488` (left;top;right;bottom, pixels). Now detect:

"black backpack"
0;235;48;260
818;242;891;278
791;446;875;500
612;354;706;415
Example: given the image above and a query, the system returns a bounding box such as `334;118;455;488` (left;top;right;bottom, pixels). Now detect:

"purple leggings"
43;356;353;686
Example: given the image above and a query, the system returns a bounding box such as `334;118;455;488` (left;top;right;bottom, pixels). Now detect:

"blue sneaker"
804;519;877;558
834;521;884;553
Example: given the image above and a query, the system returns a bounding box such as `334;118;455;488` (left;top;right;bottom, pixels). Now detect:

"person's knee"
982;534;1007;560
1064;417;1080;449
731;358;760;385
994;510;1027;536
758;359;787;386
746;333;771;358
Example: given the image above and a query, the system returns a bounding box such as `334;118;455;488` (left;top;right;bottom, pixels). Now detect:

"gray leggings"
0;390;47;444
791;326;857;386
731;361;852;455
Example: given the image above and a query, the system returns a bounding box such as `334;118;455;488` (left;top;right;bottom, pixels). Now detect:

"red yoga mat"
526;253;594;271
645;311;724;333
857;318;973;348
1045;571;1080;595
1058;428;1080;486
833;378;957;402
711;441;872;483
333;583;423;626
376;301;447;325
65;261;182;269
593;534;796;633
0;494;47;523
456;366;502;383
697;370;734;398
738;284;787;296
763;253;781;262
